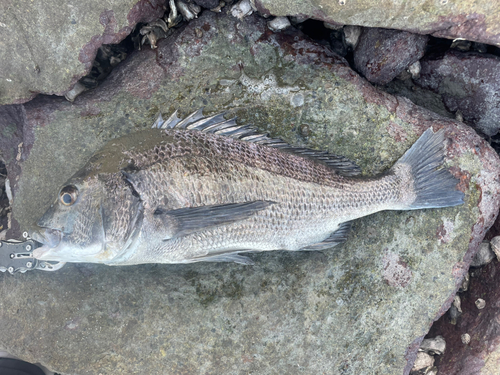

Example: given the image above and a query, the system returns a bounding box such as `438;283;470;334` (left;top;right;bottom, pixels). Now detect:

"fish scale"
28;109;464;268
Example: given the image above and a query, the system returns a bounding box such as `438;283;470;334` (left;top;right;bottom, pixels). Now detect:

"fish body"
31;110;464;266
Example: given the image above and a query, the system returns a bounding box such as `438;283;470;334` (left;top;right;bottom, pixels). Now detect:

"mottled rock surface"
0;11;499;375
353;28;428;85
253;0;500;46
0;0;166;105
416;50;500;136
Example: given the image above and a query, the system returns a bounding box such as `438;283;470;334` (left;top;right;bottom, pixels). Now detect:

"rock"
416;50;500;136
0;0;166;106
448;295;462;325
1;10;499;375
353;28;428;85
470;241;496;267
231;0;253;19
252;0;500;46
412;352;434;372
267;16;291;32
475;298;486;310
193;0;220;9
343;25;362;49
491;236;500;261
460;333;470;345
420;336;446;356
408;61;421;80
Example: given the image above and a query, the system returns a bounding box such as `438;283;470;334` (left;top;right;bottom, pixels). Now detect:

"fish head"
31;175;115;263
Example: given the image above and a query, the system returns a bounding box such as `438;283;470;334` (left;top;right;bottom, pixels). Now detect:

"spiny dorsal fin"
152;109;361;176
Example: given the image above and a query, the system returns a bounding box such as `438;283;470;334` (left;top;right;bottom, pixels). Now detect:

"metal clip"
0;238;40;274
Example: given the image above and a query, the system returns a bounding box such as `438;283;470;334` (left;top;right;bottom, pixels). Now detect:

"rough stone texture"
193;0;220;9
0;0;166;105
416;50;500;137
0;11;499;375
427;259;500;375
253;0;500;46
353;28;428;85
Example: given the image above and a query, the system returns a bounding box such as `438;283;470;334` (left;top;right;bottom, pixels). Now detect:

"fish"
30;109;464;267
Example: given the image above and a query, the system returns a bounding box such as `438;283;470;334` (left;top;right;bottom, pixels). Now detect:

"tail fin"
395;128;464;210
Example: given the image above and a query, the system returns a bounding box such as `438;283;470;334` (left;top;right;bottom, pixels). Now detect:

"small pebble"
448;295;462;325
490;236;500;261
408;61;421;79
461;333;471;344
267;16;291;32
412;351;435;371
343;25;362;49
475;298;486;310
470;241;495;267
459;272;470;292
65;82;87;102
231;0;253;19
419;335;446;356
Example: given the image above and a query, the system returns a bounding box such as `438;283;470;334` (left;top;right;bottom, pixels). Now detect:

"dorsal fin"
152;109;361;176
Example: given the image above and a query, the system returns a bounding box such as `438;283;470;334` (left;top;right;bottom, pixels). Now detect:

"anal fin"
301;222;352;251
190;252;255;265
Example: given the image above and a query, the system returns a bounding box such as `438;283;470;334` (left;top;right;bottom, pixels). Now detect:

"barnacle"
140;19;169;49
140;0;202;49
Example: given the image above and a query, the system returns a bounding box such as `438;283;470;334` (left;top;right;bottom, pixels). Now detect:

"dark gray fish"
31;109;464;266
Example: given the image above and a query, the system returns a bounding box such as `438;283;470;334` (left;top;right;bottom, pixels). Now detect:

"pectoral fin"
155;201;274;239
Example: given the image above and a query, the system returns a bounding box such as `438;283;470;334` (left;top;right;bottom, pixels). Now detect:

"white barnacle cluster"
231;0;291;32
140;0;228;49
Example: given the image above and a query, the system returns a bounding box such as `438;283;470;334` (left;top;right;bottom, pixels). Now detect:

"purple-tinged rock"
427;259;500;375
193;0;220;9
416;50;500;136
353;28;428;85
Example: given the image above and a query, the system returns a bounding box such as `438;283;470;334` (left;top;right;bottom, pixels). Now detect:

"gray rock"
353;28;428;85
491;236;500;261
416;50;500;136
267;16;291;32
470;241;495;267
412;352;434;372
193;0;220;9
1;10;499;375
0;0;166;105
252;0;500;46
420;336;446;356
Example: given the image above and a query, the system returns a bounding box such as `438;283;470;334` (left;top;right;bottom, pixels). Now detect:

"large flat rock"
254;0;500;46
1;11;499;375
0;0;165;105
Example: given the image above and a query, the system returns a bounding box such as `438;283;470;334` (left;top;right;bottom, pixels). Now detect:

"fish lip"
32;244;52;260
31;227;63;248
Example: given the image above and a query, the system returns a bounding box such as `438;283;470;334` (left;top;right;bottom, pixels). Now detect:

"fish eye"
59;185;79;206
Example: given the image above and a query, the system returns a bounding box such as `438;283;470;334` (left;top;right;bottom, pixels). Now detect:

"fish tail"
394;128;464;210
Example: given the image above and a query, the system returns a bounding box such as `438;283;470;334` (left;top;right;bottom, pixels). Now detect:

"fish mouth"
31;227;63;248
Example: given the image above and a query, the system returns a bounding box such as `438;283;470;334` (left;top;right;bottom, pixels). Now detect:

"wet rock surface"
353;28;428;85
0;0;166;105
416;50;500;137
0;10;499;375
